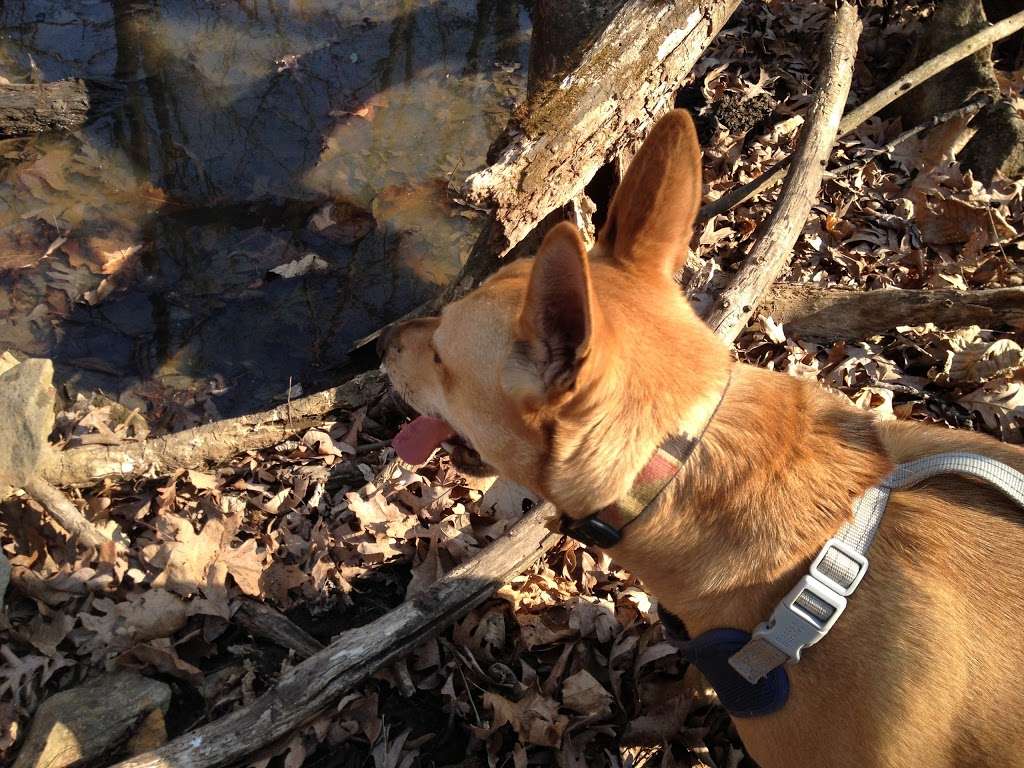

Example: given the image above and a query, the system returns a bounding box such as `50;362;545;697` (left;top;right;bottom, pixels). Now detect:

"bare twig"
704;4;862;341
827;94;990;178
21;477;109;549
698;9;1024;221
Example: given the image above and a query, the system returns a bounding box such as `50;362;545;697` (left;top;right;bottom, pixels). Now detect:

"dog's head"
380;110;730;513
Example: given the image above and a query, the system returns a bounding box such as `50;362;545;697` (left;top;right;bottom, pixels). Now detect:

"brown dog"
380;110;1024;767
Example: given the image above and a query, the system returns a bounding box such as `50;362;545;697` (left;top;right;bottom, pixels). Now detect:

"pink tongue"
392;416;456;465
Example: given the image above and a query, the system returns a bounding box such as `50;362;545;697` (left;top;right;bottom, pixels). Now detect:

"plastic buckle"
810;537;869;596
750;574;848;663
559;513;622;548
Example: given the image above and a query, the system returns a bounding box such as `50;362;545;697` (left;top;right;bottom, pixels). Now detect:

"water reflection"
0;0;528;422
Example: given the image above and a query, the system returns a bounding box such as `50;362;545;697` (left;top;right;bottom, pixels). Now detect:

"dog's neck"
537;285;735;516
609;362;892;633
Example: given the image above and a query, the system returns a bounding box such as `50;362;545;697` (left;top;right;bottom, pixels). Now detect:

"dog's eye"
433;351;442;365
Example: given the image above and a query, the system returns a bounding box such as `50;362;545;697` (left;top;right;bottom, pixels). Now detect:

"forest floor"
2;3;1023;768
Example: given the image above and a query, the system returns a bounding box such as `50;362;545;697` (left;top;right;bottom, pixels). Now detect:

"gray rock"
13;671;171;768
0;359;55;487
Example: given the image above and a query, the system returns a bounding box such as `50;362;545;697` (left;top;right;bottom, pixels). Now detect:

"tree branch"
704;4;862;340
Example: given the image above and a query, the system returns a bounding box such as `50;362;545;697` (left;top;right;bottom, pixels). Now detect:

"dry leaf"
913;193;1014;247
948;339;1022;385
220;539;271;597
303;429;355;458
270;253;330;279
483;689;569;747
151;517;226;596
117;589;189;641
561;669;613;717
125;641;203;685
959;380;1024;443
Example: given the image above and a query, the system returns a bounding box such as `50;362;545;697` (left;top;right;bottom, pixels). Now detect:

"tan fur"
381;109;1024;767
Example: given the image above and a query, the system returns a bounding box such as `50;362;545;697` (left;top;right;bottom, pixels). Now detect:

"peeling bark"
450;0;741;303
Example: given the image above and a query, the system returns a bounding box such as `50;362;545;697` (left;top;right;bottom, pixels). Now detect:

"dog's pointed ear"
505;221;594;407
596;109;702;275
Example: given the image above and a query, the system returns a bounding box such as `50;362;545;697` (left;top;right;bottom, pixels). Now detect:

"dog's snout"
376;324;398;358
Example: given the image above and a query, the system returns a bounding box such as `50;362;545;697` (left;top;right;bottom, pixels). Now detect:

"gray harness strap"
729;451;1024;685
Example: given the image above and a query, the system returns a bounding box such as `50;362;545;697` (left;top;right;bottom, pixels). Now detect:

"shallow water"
0;0;528;423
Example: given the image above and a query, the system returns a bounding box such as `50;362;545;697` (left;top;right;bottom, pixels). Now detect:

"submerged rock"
0;358;55;487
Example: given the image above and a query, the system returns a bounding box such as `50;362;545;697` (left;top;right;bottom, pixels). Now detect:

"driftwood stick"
698;9;1024;222
31;371;387;492
705;4;861;340
761;284;1024;343
108;504;558;768
21;477;109;549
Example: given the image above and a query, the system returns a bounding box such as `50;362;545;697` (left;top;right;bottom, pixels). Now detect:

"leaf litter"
2;2;1024;767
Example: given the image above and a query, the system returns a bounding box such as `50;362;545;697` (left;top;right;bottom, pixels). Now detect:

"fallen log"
759;284;1024;343
31;370;386;492
526;0;626;100
351;0;741;350
109;500;558;768
455;0;740;298
0;80;91;137
699;8;1024;221
705;4;862;340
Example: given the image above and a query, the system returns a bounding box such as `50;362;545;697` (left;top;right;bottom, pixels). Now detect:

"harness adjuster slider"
751;574;848;664
809;537;869;596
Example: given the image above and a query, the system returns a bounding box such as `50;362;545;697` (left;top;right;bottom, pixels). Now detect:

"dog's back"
740;420;1024;767
880;422;1024;761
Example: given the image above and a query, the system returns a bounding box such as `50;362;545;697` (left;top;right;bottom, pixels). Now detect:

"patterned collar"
560;366;733;548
